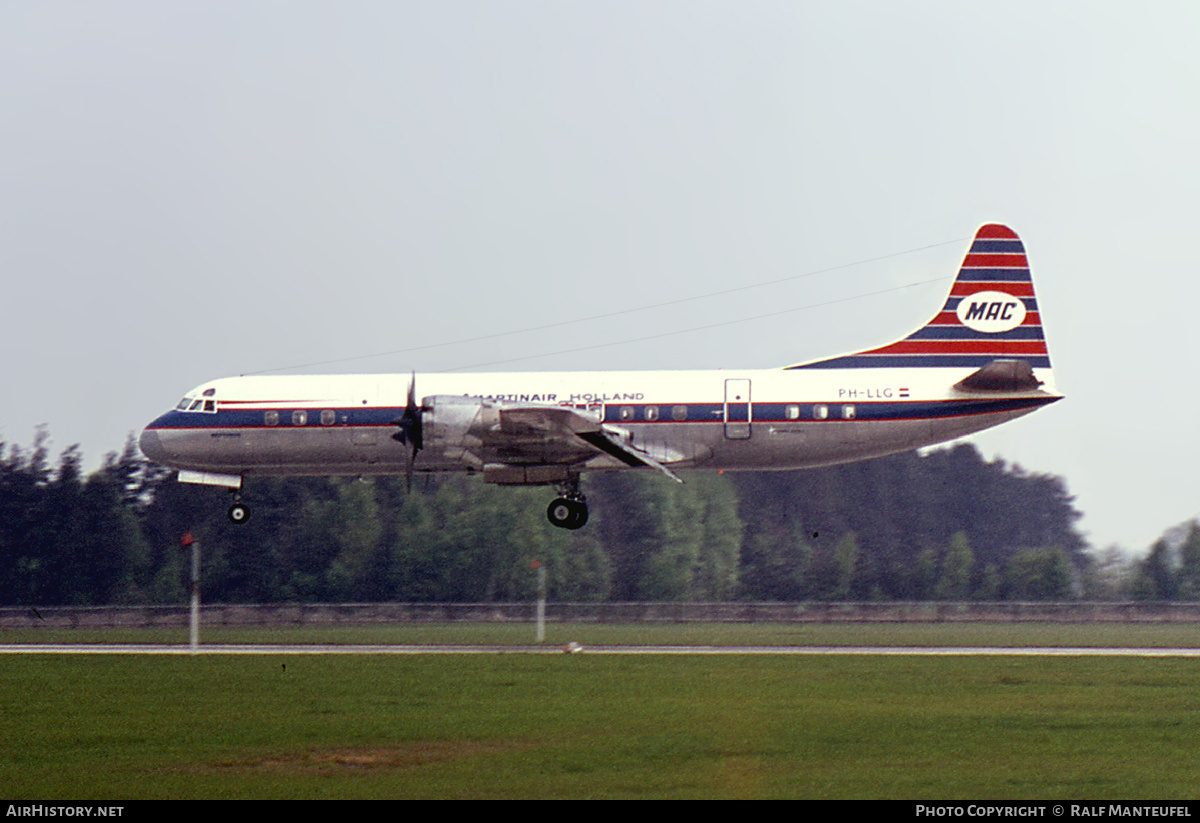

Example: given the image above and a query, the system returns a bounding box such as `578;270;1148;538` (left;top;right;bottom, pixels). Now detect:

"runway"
4;644;1200;656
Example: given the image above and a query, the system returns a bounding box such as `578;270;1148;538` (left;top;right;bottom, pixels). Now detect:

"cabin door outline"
724;378;751;440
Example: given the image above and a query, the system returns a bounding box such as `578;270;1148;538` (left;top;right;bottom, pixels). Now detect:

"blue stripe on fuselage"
147;396;1057;432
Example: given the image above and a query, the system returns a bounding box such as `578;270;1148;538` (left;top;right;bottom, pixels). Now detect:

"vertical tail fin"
788;224;1051;371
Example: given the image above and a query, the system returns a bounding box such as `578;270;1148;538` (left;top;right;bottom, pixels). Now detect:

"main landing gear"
546;478;588;530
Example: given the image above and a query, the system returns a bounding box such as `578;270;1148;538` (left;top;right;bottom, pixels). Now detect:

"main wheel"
227;502;251;524
547;498;587;530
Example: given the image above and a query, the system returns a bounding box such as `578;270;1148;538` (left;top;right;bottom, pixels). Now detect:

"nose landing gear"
227;490;250;524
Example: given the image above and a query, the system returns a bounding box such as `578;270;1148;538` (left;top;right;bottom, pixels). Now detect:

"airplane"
139;223;1060;529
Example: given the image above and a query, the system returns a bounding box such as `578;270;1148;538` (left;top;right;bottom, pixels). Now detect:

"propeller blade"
391;373;423;492
391;372;424;452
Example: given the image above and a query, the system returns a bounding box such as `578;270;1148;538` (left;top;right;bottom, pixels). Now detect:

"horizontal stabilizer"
954;359;1043;392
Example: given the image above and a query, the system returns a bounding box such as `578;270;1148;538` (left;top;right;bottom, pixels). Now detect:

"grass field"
3;623;1200;799
7;620;1200;647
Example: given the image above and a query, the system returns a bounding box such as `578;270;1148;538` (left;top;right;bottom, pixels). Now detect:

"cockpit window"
177;394;218;413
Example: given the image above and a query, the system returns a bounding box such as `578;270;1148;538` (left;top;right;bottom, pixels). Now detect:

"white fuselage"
139;365;1060;481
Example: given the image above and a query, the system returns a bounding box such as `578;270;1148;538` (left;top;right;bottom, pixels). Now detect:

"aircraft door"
348;381;383;457
724;378;751;440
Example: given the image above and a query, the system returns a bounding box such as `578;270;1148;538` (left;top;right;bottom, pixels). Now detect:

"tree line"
0;427;1163;606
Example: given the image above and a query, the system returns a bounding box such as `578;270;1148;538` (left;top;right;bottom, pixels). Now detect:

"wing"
496;404;683;482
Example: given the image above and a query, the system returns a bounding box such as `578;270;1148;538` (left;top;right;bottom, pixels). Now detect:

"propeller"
392;373;424;489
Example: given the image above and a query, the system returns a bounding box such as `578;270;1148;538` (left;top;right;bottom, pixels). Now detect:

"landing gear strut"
546;477;588;530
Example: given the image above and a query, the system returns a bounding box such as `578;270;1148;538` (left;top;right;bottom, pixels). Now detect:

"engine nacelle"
418;395;496;468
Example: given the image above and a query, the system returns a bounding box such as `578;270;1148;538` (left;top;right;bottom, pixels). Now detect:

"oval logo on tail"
956;290;1027;333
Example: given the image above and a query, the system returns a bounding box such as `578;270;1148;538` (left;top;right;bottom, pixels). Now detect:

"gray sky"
1;1;1196;554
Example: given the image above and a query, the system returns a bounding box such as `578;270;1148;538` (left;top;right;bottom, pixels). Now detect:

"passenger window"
672;405;688;421
292;410;307;426
644;406;659;421
619;406;635;421
814;405;828;420
264;411;279;426
842;405;856;420
786;404;800;420
321;409;336;426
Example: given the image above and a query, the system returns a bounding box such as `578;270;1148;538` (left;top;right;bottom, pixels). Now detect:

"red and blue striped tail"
789;224;1050;371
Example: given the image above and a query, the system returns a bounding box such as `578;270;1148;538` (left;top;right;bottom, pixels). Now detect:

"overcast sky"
2;1;1197;554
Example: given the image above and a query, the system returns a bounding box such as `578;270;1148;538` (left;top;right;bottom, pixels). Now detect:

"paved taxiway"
5;644;1200;656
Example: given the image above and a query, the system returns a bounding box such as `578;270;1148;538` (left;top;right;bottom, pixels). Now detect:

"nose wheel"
227;490;250;524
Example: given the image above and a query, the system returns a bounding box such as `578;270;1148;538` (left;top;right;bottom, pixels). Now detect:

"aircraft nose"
138;426;168;464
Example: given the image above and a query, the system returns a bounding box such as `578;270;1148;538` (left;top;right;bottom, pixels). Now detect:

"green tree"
934;532;974;600
325;480;386;600
1132;538;1176;601
634;480;704;601
975;563;1002;601
1004;548;1074;600
690;474;743;601
1175;524;1200;601
806;531;860;600
555;530;612;602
